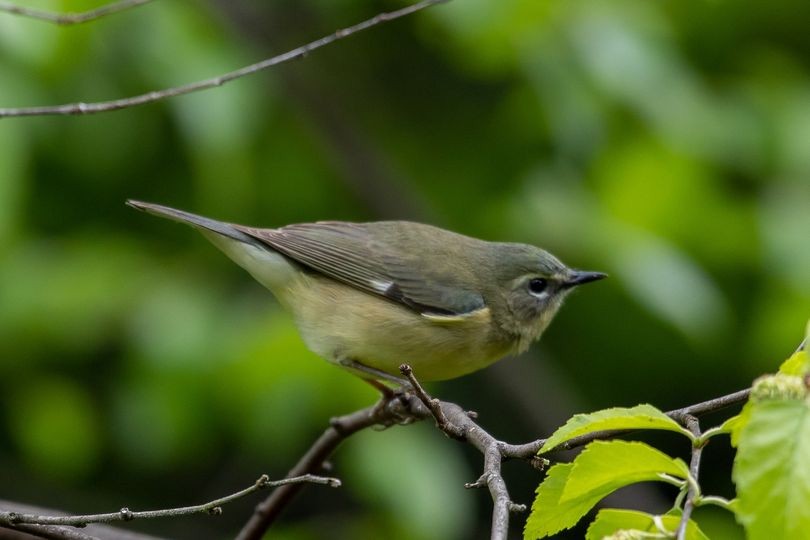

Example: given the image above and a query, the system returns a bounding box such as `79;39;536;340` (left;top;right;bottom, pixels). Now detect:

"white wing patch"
370;279;394;293
421;306;491;325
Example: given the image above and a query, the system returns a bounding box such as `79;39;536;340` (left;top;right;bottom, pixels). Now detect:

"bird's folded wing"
239;221;486;317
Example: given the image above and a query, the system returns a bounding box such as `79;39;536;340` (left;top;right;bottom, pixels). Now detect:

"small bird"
127;200;605;383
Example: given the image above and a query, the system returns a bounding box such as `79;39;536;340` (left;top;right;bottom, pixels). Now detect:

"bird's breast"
282;275;515;381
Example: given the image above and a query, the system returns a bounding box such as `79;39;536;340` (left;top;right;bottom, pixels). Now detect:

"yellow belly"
280;275;513;381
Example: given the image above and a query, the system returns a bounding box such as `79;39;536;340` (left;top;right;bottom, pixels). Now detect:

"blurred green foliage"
0;0;808;538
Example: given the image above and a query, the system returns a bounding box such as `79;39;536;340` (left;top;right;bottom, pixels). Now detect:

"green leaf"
726;373;808;449
732;398;810;539
525;463;603;539
524;441;688;539
727;498;740;513
540;404;691;453
563;440;689;502
778;350;809;376
586;509;709;540
721;401;752;448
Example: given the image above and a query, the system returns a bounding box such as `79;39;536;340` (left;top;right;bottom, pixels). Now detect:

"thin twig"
673;415;703;540
667;388;751;418
0;522;101;540
400;366;524;540
235;395;428;540
0;0;449;118
500;387;752;459
0;0;152;25
0;474;338;528
400;363;466;439
0;381;761;540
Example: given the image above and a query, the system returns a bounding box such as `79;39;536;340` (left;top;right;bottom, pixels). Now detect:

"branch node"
255;474;271;489
466;410;478;419
208;506;223;516
7;512;21;524
399;363;466;439
464;474;488;489
119;508;134;521
508;501;527;513
529;456;550;471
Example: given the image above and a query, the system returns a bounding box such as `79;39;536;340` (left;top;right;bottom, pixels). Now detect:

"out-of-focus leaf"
760;182;810;294
343;426;473;540
0;238;148;356
111;374;216;470
7;378;101;480
0;123;28;247
609;232;731;343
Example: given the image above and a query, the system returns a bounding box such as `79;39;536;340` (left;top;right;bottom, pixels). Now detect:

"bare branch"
400;363;466;439
235;395;427;540
0;522;101;540
499;387;752;459
673;415;703;540
0;0;152;25
0;474;338;530
1;377;755;539
237;372;755;540
0;0;449;118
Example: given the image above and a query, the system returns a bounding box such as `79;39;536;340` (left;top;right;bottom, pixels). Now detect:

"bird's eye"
528;278;548;295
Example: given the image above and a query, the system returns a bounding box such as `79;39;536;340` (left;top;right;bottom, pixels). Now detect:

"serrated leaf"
586;509;709;540
524;441;689;539
540;404;691;453
524;463;607;539
732;399;810;539
562;441;689;502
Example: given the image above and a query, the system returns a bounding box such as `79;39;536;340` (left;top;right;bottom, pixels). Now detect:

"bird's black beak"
562;270;607;289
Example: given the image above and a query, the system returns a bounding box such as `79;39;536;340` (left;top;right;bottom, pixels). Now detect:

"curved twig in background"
0;474;338;535
0;0;450;118
0;0;153;25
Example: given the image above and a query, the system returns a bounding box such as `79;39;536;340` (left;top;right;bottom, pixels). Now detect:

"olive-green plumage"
127;200;605;382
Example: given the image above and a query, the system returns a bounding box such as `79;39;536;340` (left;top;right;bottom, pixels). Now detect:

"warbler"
127;200;605;382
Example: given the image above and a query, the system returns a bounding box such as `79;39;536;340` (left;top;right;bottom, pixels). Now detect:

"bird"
127;200;605;383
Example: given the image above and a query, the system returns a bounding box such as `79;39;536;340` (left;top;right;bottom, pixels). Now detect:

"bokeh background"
1;0;808;538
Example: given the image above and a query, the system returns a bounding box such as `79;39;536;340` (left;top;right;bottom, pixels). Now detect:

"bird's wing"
239;221;486;316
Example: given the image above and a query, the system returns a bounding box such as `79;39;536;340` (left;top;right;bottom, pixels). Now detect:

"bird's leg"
338;358;411;388
337;358;419;425
363;377;396;399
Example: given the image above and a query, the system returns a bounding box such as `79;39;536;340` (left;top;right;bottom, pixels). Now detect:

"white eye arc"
528;278;549;297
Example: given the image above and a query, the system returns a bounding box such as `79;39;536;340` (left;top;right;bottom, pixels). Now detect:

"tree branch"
235;365;754;540
0;0;152;25
498;387;752;459
0;474;338;531
234;394;431;540
0;0;449;118
0;522;101;540
1;376;753;540
672;414;703;540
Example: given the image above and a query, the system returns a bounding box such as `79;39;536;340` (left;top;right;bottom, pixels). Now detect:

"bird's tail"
126;200;260;246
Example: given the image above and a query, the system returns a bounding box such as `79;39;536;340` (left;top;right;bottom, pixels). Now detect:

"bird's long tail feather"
126;200;260;246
